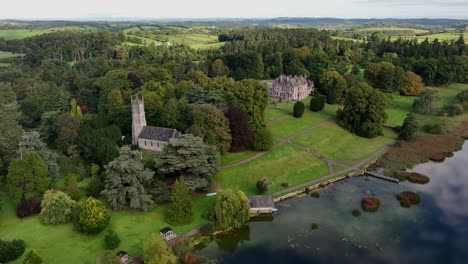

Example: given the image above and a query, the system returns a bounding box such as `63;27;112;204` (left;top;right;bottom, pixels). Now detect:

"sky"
1;0;467;20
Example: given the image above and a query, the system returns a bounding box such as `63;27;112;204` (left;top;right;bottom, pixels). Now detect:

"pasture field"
292;123;396;162
0;195;215;264
331;36;365;43
390;32;467;43
0;26;87;40
355;27;430;34
216;143;329;195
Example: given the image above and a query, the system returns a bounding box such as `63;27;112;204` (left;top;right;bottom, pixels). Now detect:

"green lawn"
386;94;415;127
0;195;215;263
215;143;329;195
292;122;396;162
268;110;331;139
221;150;259;165
0;26;86;40
332;164;347;172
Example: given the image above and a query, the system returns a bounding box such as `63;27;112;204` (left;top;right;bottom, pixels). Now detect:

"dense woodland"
0;24;467;262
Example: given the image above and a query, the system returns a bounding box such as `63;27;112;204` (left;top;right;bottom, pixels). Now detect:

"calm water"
198;141;468;264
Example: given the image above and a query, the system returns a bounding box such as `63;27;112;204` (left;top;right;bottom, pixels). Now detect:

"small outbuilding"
248;195;275;214
116;251;133;264
160;227;177;241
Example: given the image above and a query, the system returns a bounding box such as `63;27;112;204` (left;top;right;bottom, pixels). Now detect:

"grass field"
356;27;429;34
331;36;365;43
292;122;396;162
0;26;87;40
390;32;467;43
0;195;215;263
268;111;331;139
215;143;329;195
221;150;259;165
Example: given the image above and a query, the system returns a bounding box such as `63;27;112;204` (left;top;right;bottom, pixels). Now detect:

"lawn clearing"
268;110;331;139
0;195;215;264
221;150;259;165
292;122;396;162
215;143;329;195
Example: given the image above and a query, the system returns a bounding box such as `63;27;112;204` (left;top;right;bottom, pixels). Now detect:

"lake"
197;141;468;264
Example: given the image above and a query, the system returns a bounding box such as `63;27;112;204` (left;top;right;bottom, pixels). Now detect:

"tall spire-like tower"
131;95;147;145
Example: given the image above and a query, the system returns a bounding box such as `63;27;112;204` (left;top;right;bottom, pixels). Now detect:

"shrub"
0;239;25;263
39;190;77;225
99;251;120;264
200;223;216;236
104;230;120;250
256;178;270;194
311;223;319;229
16;198;41;218
79;197;110;233
281;182;289;188
352;209;361;217
253;126;274;151
309;96;326;112
361;197;380;212
86;177;105;198
400;113;418;141
310;191;320;198
293;101;305;118
22;250;43;264
422;123;443;134
443;103;464;116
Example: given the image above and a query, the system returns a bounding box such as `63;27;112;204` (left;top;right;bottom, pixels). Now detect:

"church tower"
131;95;147;145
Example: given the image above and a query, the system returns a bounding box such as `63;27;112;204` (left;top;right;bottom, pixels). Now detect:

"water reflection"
198;142;468;264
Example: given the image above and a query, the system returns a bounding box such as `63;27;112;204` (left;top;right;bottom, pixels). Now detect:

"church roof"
139;126;180;142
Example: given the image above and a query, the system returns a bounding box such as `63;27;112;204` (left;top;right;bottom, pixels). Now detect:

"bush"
422;123;443;134
16;198;41;218
39;190;77;225
78;197;110;233
400;113;418;141
361;197;380;212
253;126;274;151
22;250;43;264
99;250;120;264
281;182;289;188
0;239;25;263
86;177;105;198
66;175;81;201
200;223;216;236
293;101;305;118
443;103;464;116
352;209;361;217
256;178;270;194
104;230;120;250
309;96;326;112
310;191;320;198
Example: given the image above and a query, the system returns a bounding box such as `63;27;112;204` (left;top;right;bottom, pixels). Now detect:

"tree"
186;104;232;154
310;96;326;112
256;178;270;194
22;250;43;264
214;189;250;230
157;134;220;186
143;234;177;264
338;83;388;138
319;70;347;104
19;132;59;181
102;147;154;211
7;152;49;203
56;113;80;153
211;59;229;77
39;190;77;225
69;99;83;119
150;180;171;203
0;82;22;164
226;107;254;152
104;229;120;250
186;70;210;86
400;113;418;141
293;101;305;118
225;79;269;130
66;175;81;201
253;126;274;151
401;72;423;96
166;178;193;226
413;89;439;115
78;197;110;233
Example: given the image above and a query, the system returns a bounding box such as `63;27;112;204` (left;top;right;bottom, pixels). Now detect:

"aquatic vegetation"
311;223;319;230
361;197;380;212
352;209;361;217
397;192;421;208
429;153;446;162
398;172;430;184
310;191;320;198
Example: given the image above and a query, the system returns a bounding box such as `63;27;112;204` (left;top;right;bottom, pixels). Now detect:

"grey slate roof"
248;195;274;208
160;227;173;234
138;126;180;142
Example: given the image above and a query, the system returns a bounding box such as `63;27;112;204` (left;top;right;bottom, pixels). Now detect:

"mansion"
270;75;315;101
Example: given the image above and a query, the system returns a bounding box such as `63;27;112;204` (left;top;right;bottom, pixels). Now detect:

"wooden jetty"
362;170;400;183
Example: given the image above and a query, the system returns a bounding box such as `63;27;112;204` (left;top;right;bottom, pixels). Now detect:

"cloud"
357;0;468;6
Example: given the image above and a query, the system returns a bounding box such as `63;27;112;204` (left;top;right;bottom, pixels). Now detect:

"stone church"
131;96;181;152
270;75;315;101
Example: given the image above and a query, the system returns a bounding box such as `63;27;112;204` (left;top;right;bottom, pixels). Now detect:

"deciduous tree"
319;70;347;104
78;197;110;234
400;113;418;141
39;190;77;225
413;89;439;115
226;107;254;152
143;234;177;264
214;189;250;230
